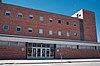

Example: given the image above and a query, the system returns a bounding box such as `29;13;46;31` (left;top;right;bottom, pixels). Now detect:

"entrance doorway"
27;43;54;59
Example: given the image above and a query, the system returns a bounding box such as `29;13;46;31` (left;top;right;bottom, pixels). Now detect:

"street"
0;62;100;66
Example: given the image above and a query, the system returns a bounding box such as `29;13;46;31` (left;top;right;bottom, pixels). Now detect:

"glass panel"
18;42;25;46
10;42;18;46
0;41;9;46
42;49;45;57
33;48;36;57
37;49;41;57
4;25;9;31
47;49;49;57
33;43;36;47
27;48;32;56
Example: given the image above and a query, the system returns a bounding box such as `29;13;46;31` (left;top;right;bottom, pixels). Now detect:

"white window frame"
28;28;33;33
74;22;77;26
39;29;43;34
49;18;53;22
29;15;33;20
66;32;70;37
74;33;78;37
3;25;9;31
66;22;70;26
16;26;21;32
40;16;44;21
49;30;53;35
5;10;11;16
58;31;62;36
17;13;23;18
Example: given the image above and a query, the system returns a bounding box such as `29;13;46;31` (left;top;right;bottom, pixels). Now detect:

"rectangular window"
49;30;53;35
66;32;70;37
39;29;43;34
74;22;77;26
40;16;44;21
18;42;25;46
6;10;10;16
16;26;21;32
29;15;33;20
58;31;62;36
17;13;23;18
74;33;78;37
28;28;33;33
58;19;62;24
0;41;9;46
10;42;18;46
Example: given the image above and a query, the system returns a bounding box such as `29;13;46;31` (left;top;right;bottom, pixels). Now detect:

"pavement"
0;59;100;64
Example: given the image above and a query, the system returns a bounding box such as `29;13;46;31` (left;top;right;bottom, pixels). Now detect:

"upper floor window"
17;13;23;18
49;18;53;22
3;25;9;31
16;26;21;32
58;19;62;24
66;22;70;26
40;16;44;21
66;32;70;37
74;22;77;26
39;29;43;34
29;15;33;20
28;28;33;33
49;30;53;35
6;10;10;16
58;31;62;36
74;33;78;37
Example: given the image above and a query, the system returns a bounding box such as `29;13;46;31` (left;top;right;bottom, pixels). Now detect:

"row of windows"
3;25;78;37
56;44;100;50
0;41;25;46
5;10;77;26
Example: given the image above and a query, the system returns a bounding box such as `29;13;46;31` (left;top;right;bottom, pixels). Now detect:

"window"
74;33;78;37
16;26;21;32
40;16;44;21
66;22;70;26
10;42;18;46
0;41;9;46
18;42;25;46
6;10;10;16
58;19;62;24
74;22;77;26
28;28;33;33
39;29;43;34
17;13;23;18
49;30;53;35
3;25;9;31
49;18;53;22
58;31;62;36
29;15;33;19
66;32;70;37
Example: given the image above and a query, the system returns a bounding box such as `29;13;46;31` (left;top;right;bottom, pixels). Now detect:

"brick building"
0;1;100;59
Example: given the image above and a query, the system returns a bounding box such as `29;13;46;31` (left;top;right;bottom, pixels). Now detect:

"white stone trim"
0;34;100;46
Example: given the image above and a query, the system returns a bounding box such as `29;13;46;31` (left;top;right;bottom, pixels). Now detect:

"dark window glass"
66;22;70;26
58;20;61;24
4;25;9;31
16;26;21;32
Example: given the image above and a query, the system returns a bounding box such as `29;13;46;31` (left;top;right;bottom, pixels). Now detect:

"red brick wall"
0;46;26;59
0;3;80;40
83;10;97;42
55;48;100;59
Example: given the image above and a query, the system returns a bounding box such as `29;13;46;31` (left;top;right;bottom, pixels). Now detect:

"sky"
2;0;100;42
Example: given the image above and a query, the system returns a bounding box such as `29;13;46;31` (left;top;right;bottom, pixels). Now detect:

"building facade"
0;2;100;59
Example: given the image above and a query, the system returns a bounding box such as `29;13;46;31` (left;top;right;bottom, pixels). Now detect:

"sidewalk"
0;59;100;64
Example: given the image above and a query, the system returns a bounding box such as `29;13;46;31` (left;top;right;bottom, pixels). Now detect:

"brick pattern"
55;48;100;59
83;10;97;42
0;3;80;40
0;46;26;59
